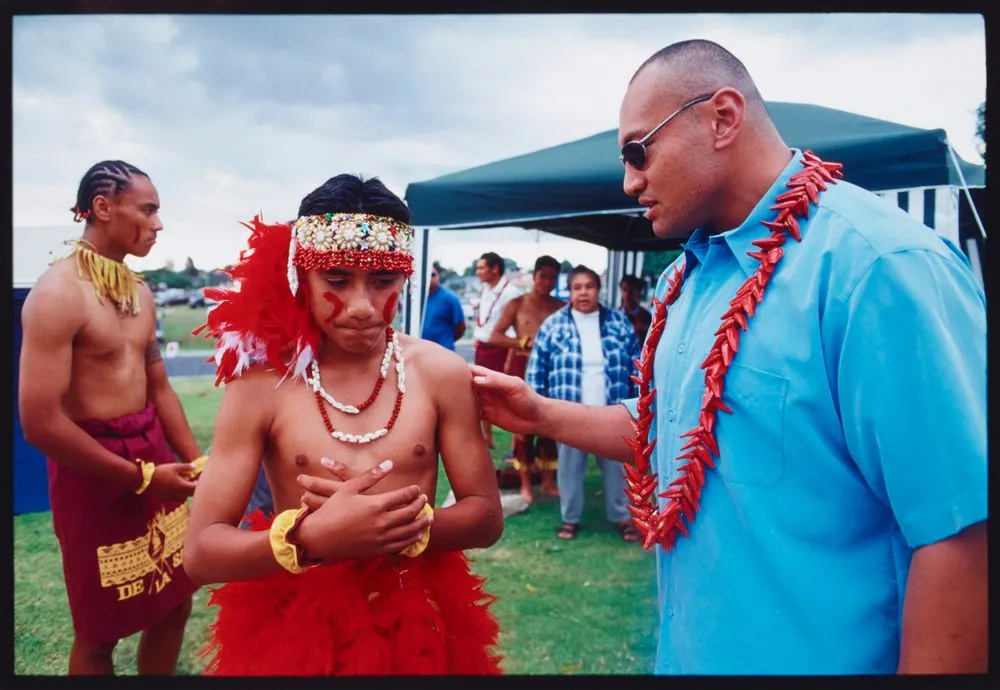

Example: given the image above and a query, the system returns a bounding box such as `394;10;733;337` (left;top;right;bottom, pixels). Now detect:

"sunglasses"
619;93;714;170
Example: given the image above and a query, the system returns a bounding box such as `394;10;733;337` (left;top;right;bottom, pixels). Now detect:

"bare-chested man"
486;255;564;502
183;174;504;675
18;160;203;675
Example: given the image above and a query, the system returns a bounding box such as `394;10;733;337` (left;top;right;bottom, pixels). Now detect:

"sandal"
556;522;580;540
618;522;641;543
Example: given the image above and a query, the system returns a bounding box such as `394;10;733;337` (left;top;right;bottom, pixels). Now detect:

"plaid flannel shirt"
526;304;640;405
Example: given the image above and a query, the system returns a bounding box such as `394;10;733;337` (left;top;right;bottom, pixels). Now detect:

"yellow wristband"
269;507;317;574
134;459;155;495
399;503;434;558
187;454;209;479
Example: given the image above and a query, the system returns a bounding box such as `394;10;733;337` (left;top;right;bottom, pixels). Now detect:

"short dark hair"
569;264;601;292
71;160;148;223
533;255;560;274
297;174;410;224
479;252;505;276
620;275;644;291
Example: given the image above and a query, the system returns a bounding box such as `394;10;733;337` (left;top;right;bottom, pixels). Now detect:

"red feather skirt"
200;512;503;675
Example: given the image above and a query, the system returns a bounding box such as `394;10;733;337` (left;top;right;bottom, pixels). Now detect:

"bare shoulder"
136;280;156;313
397;333;469;380
136;279;154;301
22;259;86;326
225;363;284;397
219;363;285;421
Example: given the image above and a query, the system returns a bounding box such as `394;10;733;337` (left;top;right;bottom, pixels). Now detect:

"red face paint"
381;293;399;325
322;291;344;325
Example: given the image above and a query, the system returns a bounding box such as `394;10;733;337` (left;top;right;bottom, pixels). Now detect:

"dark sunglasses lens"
621;142;646;169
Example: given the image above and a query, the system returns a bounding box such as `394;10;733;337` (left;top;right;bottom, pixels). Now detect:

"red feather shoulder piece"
194;215;321;386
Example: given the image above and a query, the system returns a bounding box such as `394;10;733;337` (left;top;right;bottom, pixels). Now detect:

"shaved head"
631;39;769;117
619;39;791;240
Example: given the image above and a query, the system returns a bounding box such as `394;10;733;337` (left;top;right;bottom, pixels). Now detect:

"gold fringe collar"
61;239;141;315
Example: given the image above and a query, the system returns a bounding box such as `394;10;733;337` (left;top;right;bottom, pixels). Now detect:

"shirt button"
667;409;676;422
666;607;674;619
677;343;686;354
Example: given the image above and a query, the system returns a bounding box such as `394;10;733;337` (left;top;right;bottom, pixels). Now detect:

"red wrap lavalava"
200;511;503;676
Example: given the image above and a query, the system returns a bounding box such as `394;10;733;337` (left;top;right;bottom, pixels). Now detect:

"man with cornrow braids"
19;160;204;675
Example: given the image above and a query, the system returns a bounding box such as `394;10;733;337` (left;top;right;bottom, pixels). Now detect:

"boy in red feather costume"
183;174;504;675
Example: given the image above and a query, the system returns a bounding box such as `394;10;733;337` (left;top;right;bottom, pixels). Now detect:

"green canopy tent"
401;102;985;330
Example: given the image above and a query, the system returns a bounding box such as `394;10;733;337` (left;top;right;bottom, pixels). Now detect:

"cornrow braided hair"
71;160;148;223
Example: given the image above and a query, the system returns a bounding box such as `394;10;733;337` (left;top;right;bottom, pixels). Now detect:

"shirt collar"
682;149;803;279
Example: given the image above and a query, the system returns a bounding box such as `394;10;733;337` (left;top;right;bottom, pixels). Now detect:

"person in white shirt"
524;266;641;542
472;252;519;449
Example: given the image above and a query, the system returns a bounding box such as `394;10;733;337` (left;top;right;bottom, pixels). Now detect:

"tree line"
141;257;232;291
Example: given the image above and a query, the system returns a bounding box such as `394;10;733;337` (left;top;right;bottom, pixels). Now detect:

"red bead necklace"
312;328;406;445
307;328;392;414
624;151;844;552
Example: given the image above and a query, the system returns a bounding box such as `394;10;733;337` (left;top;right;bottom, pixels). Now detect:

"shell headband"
287;212;414;295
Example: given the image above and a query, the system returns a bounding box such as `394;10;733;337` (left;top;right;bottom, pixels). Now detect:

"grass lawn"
14;376;658;676
160;305;213;351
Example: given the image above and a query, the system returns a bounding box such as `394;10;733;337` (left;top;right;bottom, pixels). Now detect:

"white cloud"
13;13;986;283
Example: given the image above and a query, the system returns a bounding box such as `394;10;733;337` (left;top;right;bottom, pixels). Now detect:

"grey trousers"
556;442;629;525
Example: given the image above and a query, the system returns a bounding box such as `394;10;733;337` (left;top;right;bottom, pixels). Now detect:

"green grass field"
160;305;213;351
14;376;658;676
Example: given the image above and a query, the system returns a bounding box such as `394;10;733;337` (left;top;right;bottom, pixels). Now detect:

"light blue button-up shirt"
623;150;987;674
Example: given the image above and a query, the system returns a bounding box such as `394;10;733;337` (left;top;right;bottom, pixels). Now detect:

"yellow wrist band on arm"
399;503;434;558
134;459;155;495
270;507;319;574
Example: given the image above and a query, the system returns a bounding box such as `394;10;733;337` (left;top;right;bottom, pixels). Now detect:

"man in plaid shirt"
526;265;641;541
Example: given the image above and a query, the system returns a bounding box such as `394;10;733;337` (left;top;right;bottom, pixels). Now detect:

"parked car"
154;288;188;307
188;288;219;308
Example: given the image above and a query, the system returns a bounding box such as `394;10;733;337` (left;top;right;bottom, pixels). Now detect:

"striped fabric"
876;186;982;289
875;187;959;245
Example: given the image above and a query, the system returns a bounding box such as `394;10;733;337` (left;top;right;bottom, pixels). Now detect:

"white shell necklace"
310;329;406;445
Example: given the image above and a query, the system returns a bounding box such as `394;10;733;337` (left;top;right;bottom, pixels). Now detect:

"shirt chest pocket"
714;363;787;487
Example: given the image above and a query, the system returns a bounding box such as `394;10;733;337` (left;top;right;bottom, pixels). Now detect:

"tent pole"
403;227;431;336
606;248;617;308
947;146;986;241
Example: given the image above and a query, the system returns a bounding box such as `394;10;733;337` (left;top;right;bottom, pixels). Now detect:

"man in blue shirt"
470;39;986;674
421;263;466;351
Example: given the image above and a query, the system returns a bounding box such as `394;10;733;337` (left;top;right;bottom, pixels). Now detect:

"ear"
91;194;113;223
708;88;746;151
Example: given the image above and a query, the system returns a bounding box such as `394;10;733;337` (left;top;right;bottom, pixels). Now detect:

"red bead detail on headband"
294;246;414;276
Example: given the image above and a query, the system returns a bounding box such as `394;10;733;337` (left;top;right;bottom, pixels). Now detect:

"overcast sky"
12;13;986;283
